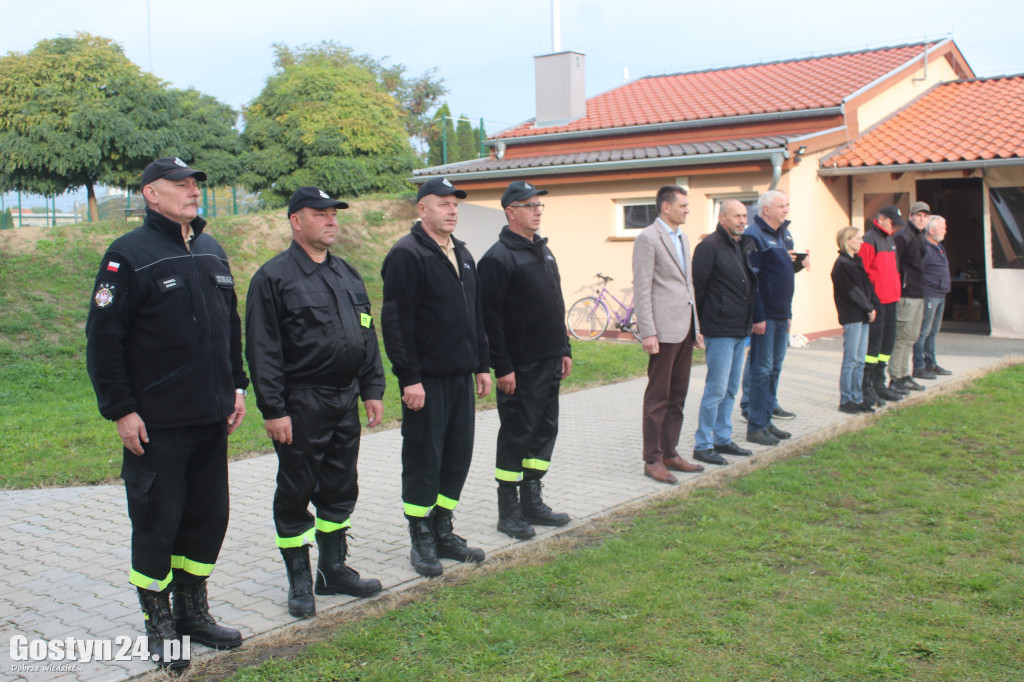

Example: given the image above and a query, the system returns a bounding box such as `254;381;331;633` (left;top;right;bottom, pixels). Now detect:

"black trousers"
121;422;229;591
401;374;475;517
495;356;562;483
273;384;361;547
866;301;897;364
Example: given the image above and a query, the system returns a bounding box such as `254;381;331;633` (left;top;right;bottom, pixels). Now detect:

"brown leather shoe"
663;456;705;473
644;462;678;484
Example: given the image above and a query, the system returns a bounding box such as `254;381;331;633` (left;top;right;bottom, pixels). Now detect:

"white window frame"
614;198;658;238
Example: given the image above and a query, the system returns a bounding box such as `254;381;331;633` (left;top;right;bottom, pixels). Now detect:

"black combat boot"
873;364;903;402
138;586;189;670
520;479;570;526
314;529;382;597
172;578;242;650
408;516;443;577
862;367;884;407
496;484;535;540
280;545;316;618
432;508;485;563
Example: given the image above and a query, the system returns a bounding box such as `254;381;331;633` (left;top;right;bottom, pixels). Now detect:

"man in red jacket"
858;205;906;404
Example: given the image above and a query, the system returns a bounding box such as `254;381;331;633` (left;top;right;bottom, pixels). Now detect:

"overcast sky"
4;0;1022;210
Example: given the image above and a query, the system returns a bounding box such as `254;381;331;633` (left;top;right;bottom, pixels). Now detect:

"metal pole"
17;191;22;228
202;186;208;216
232;186;237;215
479;117;485;158
442;123;447;165
211;186;216;219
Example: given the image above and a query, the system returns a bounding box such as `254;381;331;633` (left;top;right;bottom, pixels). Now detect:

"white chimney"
534;51;586;128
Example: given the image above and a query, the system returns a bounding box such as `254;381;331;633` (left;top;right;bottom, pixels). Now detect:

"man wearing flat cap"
381;177;491;577
246;187;386;618
479;181;572;541
858;205;907;405
86;157;248;670
888;201;932;395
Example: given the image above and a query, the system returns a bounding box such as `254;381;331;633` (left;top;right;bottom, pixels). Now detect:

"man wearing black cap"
245;187;386;619
859;205;907;405
86;157;248;670
381;177;491;577
478;181;572;540
888;201;931;394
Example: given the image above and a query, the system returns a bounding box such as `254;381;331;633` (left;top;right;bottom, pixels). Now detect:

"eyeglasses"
510;203;545;211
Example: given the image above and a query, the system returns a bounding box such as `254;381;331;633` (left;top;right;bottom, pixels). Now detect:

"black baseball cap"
140;157;206;189
287;187;349;217
416;177;467;201
501;180;549;208
878;205;907;226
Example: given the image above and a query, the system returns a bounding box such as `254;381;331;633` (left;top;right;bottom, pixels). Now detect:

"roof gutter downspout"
768;152;785;190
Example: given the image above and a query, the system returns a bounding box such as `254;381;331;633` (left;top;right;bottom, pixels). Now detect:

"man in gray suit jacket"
632;185;705;484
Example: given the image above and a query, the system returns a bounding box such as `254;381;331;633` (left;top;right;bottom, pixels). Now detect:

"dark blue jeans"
746;319;789;434
913;296;945;370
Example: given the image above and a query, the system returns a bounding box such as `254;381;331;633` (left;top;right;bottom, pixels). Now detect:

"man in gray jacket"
631;185;705;484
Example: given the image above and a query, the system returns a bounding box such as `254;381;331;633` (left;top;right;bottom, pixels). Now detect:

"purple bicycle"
567;273;641;341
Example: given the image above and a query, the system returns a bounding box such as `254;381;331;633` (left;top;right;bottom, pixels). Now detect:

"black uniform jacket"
380;222;489;388
478;226;571;378
245;241;386;420
692;225;758;338
85;208;247;429
831;250;881;325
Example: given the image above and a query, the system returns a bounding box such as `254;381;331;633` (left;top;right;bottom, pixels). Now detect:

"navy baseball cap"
501;181;548;208
879;205;907;226
140;157;206;189
287;187;349;217
416;177;467;201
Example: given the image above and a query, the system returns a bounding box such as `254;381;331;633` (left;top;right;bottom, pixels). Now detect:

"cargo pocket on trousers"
121;466;158;530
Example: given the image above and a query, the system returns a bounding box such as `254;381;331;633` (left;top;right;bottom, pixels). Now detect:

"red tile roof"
498;42;937;139
822;76;1024;168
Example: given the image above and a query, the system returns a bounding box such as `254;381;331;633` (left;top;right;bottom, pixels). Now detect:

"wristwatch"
235;388;247;397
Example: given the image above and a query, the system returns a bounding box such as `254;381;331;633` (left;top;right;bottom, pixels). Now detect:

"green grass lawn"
0;207;653;488
224;364;1024;681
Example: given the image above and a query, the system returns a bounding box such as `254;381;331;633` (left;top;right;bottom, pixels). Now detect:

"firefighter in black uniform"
86;157;248;670
245;187;386;619
380;177;492;577
478;181;572;540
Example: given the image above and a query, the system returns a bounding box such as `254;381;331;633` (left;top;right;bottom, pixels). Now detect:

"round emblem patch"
94;286;114;308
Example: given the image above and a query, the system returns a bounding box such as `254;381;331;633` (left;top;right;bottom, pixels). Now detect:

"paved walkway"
1;330;1021;681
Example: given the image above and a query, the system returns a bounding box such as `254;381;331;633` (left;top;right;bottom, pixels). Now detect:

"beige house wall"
854;55;959;134
462;164;857;338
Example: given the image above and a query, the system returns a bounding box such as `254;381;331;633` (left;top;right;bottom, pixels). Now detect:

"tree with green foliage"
0;208;13;230
241;42;445;203
426;103;484;166
0;34;243;221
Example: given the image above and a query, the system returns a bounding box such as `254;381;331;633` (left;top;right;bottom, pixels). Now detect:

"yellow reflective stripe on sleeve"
129;568;172;592
170;555;215;577
495;467;521;482
276;527;316;548
435;494;458;511
404;502;433;518
877;354;891;362
522;458;550;472
315;517;352;533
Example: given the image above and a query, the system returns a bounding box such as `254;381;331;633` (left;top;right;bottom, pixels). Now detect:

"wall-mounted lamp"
796;145;807;155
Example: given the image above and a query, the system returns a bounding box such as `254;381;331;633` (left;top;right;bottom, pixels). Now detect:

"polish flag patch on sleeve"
106;261;121;272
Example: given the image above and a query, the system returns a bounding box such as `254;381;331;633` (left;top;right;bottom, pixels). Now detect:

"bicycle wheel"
624;320;642;342
567;297;610;340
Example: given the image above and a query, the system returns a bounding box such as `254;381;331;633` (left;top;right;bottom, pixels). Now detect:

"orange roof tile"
822;76;1024;169
498;42;936;138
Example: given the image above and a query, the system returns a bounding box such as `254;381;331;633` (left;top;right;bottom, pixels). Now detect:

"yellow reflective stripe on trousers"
129;568;172;592
315;517;352;533
170;554;215;577
877;353;891;362
495;467;521;482
435;494;458;511
865;355;878;364
522;458;550;472
404;502;433;518
276;527;316;548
